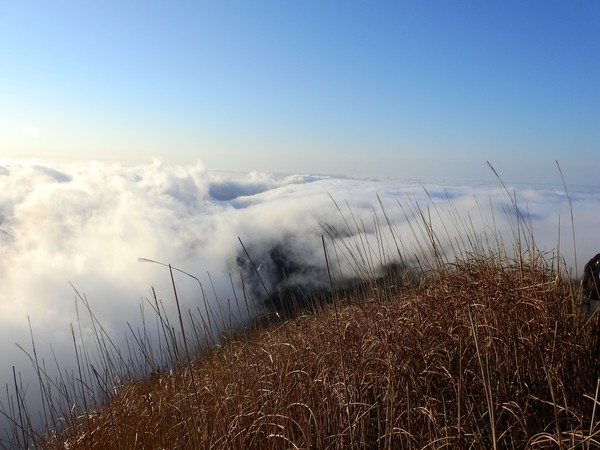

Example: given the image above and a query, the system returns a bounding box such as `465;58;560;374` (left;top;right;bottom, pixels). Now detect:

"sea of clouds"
0;158;599;442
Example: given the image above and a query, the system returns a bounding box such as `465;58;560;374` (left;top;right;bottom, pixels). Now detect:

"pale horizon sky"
1;1;599;183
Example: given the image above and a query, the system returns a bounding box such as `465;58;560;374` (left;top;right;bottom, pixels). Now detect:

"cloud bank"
0;159;598;442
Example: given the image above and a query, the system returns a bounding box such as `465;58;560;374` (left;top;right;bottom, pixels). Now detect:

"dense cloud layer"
0;159;598;442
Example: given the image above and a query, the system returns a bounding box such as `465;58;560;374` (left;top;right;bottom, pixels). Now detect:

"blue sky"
1;1;599;182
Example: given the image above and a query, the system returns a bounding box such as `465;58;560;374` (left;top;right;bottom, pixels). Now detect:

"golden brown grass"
42;252;599;449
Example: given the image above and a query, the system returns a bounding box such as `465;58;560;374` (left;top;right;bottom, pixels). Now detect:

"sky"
1;0;599;182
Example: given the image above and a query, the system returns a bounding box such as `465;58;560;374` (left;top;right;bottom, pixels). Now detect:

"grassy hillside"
36;252;599;449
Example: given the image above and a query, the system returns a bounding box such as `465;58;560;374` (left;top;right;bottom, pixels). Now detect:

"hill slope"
44;254;599;449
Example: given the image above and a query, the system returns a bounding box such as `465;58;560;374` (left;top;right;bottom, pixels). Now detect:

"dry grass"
40;252;599;449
